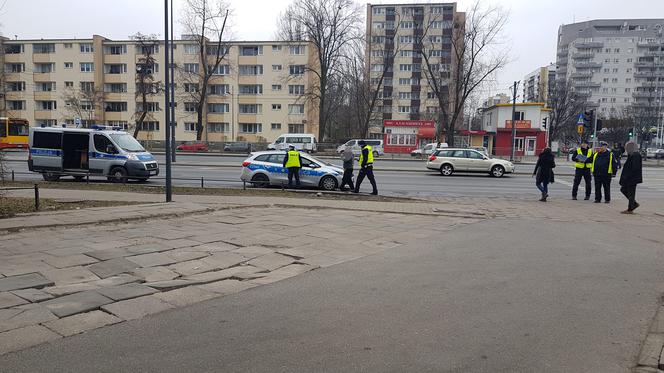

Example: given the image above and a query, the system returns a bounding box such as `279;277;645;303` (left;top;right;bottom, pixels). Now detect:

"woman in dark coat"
619;141;642;214
532;147;556;202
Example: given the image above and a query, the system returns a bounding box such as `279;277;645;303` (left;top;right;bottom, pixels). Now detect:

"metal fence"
0;184;41;211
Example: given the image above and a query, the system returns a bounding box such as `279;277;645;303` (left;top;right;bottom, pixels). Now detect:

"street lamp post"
163;0;172;202
170;0;176;163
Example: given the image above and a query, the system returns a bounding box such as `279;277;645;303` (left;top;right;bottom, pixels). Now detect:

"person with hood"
591;141;619;203
339;146;355;191
532;147;556;202
619;141;643;214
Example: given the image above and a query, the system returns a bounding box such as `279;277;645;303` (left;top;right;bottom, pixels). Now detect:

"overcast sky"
2;0;664;97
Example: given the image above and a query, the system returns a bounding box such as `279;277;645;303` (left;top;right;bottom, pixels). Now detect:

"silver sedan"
240;151;344;190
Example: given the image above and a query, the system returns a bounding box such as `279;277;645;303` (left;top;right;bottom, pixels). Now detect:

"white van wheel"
42;172;60;182
108;167;128;183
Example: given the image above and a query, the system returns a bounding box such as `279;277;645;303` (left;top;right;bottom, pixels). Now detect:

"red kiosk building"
383;120;436;154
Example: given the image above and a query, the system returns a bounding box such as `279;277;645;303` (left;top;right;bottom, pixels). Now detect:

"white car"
410;143;448;157
646;148;664;159
240;151;344;190
426;148;515;178
336;139;384;157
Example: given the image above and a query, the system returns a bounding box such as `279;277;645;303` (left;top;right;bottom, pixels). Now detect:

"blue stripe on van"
89;152;127;160
30;149;61;157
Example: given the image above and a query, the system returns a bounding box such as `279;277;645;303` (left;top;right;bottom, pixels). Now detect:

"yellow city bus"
0;118;30;149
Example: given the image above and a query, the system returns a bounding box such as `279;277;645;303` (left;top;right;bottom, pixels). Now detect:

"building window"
208;84;229;95
626;78;632;83
184;122;197;132
37;101;57;110
8;101;25;110
272;84;282;91
372;7;384;14
65;81;74;88
272;45;282;52
139;121;160;131
399;36;413;44
371;64;384;72
80;62;94;72
184;63;199;74
105;102;128;112
184;83;199;93
289;65;305;75
239;104;262;114
288;123;305;133
107;121;128;130
184;44;200;54
104;83;127;93
288;85;305;95
33;44;55;53
184;102;197;112
208;103;230;113
399;64;412;71
105;45;127;55
64;43;72;49
207;122;229;133
239;123;262;133
36;82;56;92
8;82;26;91
104;64;127;74
513;138;524;151
7;63;25;73
288;104;305;115
272;104;282;111
64;62;73;69
206;45;228;56
35;63;55;73
240;45;263;56
79;82;94;92
239;84;263;95
239;65;263;75
625;88;631;93
79;43;93;53
271;123;281;130
289;45;305;55
138;45;159;55
387;134;416;146
272;64;282;71
208;64;229;75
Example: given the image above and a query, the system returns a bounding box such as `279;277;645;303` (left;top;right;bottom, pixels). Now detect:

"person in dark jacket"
282;144;301;188
619;141;643;214
532;147;556;202
591;141;619;203
612;143;623;169
353;140;378;195
339;147;355;191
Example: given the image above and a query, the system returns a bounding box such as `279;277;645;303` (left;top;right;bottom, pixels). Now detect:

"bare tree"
131;33;163;138
628;102;659;149
277;0;363;140
418;1;509;147
547;79;587;145
599;108;633;145
179;0;230;141
61;85;105;127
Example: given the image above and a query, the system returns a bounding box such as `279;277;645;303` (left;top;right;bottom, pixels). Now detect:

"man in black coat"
619;141;643;214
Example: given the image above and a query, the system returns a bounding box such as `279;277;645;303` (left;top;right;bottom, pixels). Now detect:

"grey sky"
2;0;664;98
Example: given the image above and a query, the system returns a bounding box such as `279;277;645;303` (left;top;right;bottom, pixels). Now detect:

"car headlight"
126;153;139;161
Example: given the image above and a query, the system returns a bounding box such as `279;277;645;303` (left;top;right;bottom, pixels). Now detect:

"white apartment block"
522;63;556;104
0;35;319;143
366;2;464;136
556;19;664;118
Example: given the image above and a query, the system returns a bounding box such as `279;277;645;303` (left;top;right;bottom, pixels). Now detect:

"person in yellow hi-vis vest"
571;142;593;200
282;144;301;188
352;140;378;195
591;141;619;203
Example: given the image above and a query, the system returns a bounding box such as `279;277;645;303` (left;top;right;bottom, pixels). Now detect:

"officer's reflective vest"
591;151;614;174
358;145;374;166
285;150;301;168
575;148;593;169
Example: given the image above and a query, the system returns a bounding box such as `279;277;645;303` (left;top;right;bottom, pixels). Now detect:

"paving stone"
196;279;258;295
248;264;316;285
205;252;248;269
637;333;664;368
126;252;178;268
186;242;237;252
84;247;131;261
44;282;99;297
183;265;265;283
41;266;100;286
153;287;219;307
0;273;54;292
652;306;664;334
143;279;197;291
97;283;158;301
168;259;220;276
246;253;295;271
232;246;276;260
101;295;175;321
87;258;139;279
41;291;113;318
92;274;141;287
277;245;327;259
43;310;122;337
0;292;28;309
0;325;62;355
0;304;58;332
131;267;179;282
11;288;54;303
42;254;98;269
299;254;353;268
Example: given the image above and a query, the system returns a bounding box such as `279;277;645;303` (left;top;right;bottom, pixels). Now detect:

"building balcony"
104;92;128;101
237;55;260;64
34;110;58;120
638;81;664;88
32;72;55;81
633;61;664;67
634;71;664;78
32;53;54;64
643;50;664;56
574;62;602;69
637;40;663;47
632;91;660;98
571;52;594;60
556;49;569;57
570;72;593;78
573;81;600;88
3;53;24;63
33;91;57;101
631;101;659;108
103;54;128;64
103;74;127;83
104;112;129;121
574;41;603;49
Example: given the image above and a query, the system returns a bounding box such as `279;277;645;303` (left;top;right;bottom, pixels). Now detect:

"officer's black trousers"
287;167;300;187
594;174;612;202
572;168;592;198
354;165;377;194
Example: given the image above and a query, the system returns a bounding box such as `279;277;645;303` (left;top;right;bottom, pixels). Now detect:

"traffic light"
542;117;548;129
583;110;595;129
628;129;633;137
596;119;603;131
590;132;595;139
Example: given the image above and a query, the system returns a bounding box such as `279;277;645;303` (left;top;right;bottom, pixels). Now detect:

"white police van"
28;125;159;182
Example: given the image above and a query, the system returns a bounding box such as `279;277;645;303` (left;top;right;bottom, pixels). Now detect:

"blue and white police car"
240;151;344;190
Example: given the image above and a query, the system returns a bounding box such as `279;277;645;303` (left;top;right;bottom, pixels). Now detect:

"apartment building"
0;35;319;143
522;63;556;104
556;19;664;118
366;2;464;143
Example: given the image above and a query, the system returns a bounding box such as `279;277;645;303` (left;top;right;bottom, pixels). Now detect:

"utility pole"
591;109;598;149
170;0;176;163
163;0;172;202
510;81;518;162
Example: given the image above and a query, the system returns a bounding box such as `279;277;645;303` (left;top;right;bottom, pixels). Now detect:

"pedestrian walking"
571;142;593;200
612;142;623;170
591;141;619;203
282;144;301;188
533;147;556;202
353;140;378;195
619;141;642;214
339;146;355;191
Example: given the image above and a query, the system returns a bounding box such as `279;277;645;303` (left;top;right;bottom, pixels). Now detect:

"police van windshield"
109;133;145;152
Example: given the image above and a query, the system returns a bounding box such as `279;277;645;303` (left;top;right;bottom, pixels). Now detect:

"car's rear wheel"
73;175;85;181
491;165;505;178
319;175;338;191
440;164;454;176
42;172;60;182
251;173;270;188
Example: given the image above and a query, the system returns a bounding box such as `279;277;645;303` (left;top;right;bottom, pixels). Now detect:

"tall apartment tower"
523;63;556;104
556;19;664;117
0;35;319;143
366;3;464;138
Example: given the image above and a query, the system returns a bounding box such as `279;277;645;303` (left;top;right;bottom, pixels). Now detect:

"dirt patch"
0;196;139;219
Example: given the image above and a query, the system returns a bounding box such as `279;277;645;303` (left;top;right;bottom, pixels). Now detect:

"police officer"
591;141;619;203
353;140;378;195
282;144;301;188
571;142;593;200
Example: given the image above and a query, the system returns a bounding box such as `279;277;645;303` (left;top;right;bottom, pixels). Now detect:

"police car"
240;151;344;190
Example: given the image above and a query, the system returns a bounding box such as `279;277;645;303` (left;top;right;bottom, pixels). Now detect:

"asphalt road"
4;152;664;199
2;217;663;372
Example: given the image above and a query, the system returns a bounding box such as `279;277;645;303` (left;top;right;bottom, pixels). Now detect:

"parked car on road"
336;139;384;157
267;134;317;152
224;141;251;153
410;143;448;157
176;141;208;152
645;148;664;159
426;148;515;178
240;151;343;191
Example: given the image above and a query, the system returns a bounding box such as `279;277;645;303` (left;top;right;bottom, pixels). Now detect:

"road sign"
74;117;81;127
577;114;584;125
577;124;584;135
